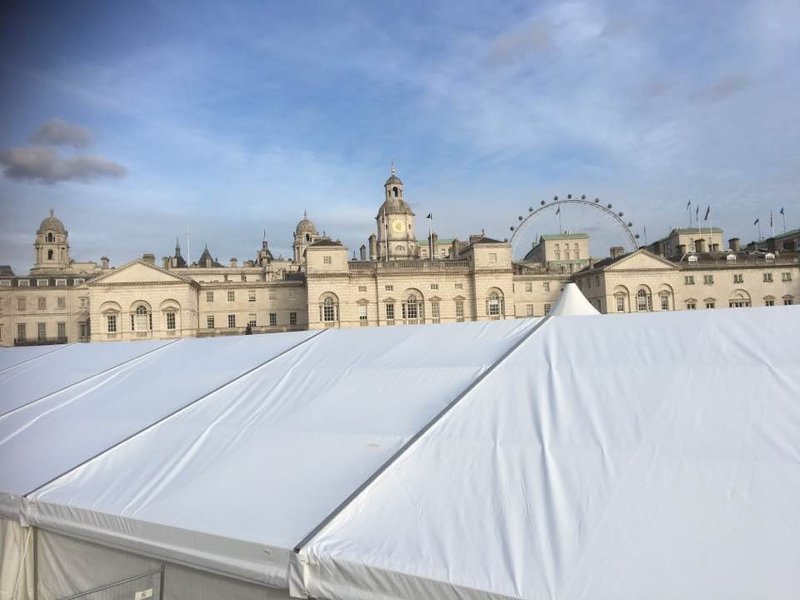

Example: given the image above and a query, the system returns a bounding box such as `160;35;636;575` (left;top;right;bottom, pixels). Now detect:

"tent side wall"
0;518;33;600
34;529;293;600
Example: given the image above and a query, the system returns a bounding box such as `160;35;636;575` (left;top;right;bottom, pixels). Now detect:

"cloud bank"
32;118;93;148
1;119;126;184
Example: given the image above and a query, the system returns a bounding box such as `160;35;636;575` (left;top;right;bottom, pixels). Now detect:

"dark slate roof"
0;265;15;276
469;236;506;245
196;246;223;267
308;239;343;248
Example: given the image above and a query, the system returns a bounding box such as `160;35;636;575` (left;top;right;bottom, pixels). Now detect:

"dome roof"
37;210;66;235
385;173;403;186
295;213;318;236
377;196;415;217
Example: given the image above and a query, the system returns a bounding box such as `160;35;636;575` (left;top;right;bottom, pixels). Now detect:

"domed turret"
294;211;320;264
32;209;71;273
37;209;67;235
377;166;414;218
375;167;417;260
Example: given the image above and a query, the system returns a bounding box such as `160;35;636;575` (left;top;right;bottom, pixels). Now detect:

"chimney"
101;256;110;269
729;237;741;252
710;243;720;252
162;256;170;269
695;238;706;253
369;234;377;260
610;246;624;259
142;253;155;265
359;245;367;261
230;257;238;268
655;241;665;256
678;244;687;256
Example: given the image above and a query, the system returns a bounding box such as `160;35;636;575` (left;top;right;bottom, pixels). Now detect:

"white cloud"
0;146;126;184
32;118;93;148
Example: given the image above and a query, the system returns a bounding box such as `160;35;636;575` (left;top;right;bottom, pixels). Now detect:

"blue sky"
1;0;798;272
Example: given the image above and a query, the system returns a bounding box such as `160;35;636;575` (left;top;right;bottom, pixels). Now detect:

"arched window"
47;250;54;260
132;304;152;331
319;293;339;325
636;288;651;312
574;244;580;259
393;186;399;197
564;250;570;260
402;291;424;324
555;251;561;261
46;233;54;242
487;289;505;319
305;233;311;242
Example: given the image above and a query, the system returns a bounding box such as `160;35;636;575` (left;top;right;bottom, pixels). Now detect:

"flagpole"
187;227;190;268
770;210;774;238
782;209;786;233
427;214;433;261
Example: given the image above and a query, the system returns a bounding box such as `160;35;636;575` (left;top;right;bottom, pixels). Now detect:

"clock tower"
376;167;417;260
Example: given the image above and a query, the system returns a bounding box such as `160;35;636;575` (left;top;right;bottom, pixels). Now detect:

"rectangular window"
733;274;743;283
358;286;367;292
685;276;695;285
107;315;117;332
206;291;214;302
17;323;26;341
765;298;775;307
18;297;26;311
526;304;534;316
248;290;256;302
385;303;395;324
57;297;66;308
660;295;669;311
385;285;394;291
455;300;464;322
454;283;463;290
544;303;552;315
785;298;794;306
706;302;715;309
323;256;332;264
0;280;10;287
57;322;66;339
543;281;550;292
227;314;236;328
525;282;532;292
359;304;368;325
290;311;297;326
489;253;497;263
431;301;440;324
207;315;215;329
79;297;88;308
703;275;714;285
18;279;30;287
430;283;439;290
227;291;236;302
249;313;258;327
763;272;773;282
782;272;792;282
79;322;88;340
37;297;46;310
687;302;696;310
166;312;176;330
37;279;48;287
616;296;625;313
55;279;67;286
37;322;46;341
74;278;85;286
268;292;276;300
269;313;277;327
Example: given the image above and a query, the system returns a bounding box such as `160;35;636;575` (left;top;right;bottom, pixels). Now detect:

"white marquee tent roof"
2;307;799;599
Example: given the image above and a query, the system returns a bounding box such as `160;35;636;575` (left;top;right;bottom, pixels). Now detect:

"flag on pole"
780;207;785;215
695;206;699;221
754;218;760;225
770;211;773;227
426;213;432;219
686;200;691;209
704;206;710;221
556;206;561;215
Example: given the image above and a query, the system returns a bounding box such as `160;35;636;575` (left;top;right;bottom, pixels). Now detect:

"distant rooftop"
540;233;589;240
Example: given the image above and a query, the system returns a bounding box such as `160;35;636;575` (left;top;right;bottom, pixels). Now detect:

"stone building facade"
1;172;797;346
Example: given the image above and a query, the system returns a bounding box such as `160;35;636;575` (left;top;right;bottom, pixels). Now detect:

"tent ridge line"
22;329;328;498
0;342;74;377
0;339;183;420
291;316;553;554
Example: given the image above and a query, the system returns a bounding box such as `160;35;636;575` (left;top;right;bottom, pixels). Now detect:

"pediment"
89;260;194;286
606;250;677;272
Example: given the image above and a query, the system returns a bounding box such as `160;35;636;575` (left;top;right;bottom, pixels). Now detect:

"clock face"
392;220;404;234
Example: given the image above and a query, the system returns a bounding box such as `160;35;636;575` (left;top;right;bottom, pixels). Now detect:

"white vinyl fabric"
20;320;536;589
549;282;599;316
300;307;800;599
0;344;69;372
0;332;318;517
2;307;799;600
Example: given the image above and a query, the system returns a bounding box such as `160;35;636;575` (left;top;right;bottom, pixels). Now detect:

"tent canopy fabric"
2;307;799;599
549;282;599;316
